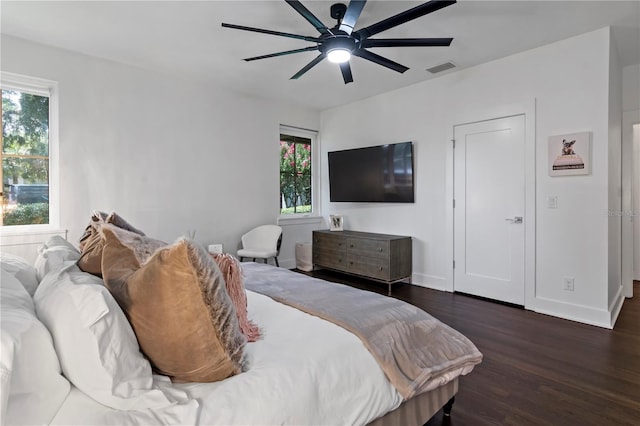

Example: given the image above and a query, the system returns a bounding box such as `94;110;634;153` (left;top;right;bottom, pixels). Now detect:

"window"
279;126;317;215
1;73;58;228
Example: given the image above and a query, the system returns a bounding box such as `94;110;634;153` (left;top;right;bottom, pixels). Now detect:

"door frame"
445;99;536;309
622;109;640;296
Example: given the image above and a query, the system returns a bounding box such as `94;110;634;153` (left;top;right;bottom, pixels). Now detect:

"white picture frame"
329;215;343;231
548;131;591;176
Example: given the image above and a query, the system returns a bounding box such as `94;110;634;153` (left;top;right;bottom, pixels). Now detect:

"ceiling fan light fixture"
222;0;457;84
327;48;351;63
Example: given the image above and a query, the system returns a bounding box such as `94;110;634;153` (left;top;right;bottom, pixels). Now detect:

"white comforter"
51;290;403;425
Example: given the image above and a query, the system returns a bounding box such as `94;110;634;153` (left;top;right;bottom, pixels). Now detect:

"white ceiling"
2;1;639;110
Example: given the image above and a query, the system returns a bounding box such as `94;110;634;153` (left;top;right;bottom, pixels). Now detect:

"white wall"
320;27;619;327
623;64;640;112
1;35;320;259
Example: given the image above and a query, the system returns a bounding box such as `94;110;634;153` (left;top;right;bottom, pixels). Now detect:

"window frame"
278;125;319;219
1;71;60;233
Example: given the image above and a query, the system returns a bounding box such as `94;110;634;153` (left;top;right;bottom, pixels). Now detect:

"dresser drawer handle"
378;248;383;252
350;244;354;248
379;267;383;271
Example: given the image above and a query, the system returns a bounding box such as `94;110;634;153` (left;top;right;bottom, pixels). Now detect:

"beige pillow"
78;211;149;276
105;211;145;236
78;211;107;252
77;231;104;276
99;224;166;271
101;226;246;383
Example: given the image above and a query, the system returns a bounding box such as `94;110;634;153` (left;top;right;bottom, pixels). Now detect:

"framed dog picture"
548;131;591;176
329;215;344;231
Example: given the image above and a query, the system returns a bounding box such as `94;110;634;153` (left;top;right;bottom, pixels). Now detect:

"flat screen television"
328;141;414;203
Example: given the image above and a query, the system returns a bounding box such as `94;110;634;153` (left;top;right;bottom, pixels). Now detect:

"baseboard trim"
609;285;625;328
411;273;448;291
531;296;614;329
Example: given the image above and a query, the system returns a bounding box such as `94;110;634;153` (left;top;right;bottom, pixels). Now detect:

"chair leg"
253;258;256;262
274;257;279;267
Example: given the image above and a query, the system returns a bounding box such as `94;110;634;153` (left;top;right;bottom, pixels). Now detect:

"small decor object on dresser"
548;131;591;176
329;214;344;231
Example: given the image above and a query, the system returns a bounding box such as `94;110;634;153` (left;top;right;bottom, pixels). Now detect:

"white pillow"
1;270;70;425
33;268;193;410
34;235;81;282
0;253;39;296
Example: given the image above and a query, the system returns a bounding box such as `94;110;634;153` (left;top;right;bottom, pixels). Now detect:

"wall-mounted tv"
328;141;414;203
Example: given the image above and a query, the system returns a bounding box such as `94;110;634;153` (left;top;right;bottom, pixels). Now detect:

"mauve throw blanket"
242;263;482;400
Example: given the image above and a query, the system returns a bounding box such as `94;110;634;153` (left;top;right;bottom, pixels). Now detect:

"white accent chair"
237;225;283;267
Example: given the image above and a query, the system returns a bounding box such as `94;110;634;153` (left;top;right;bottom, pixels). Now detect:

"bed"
1;217;482;426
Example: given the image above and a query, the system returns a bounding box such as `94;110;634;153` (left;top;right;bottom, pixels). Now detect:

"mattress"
51;290;404;425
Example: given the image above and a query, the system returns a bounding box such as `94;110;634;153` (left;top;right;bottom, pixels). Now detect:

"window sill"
0;225;66;238
277;215;324;226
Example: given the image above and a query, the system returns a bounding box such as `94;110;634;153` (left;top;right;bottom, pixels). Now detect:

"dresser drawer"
313;232;346;271
313;232;347;252
347;238;390;260
313;251;347;271
347;255;390;281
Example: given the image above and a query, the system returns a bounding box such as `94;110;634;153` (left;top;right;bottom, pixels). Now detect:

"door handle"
505;216;523;224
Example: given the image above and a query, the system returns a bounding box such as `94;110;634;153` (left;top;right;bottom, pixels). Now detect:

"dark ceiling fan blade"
339;62;354;84
362;37;453;48
339;1;367;35
285;0;331;35
244;46;319;62
353;49;409;73
355;0;456;40
290;54;325;79
221;23;320;43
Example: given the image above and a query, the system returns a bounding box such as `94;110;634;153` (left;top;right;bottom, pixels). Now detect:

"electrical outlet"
208;244;223;254
563;277;575;291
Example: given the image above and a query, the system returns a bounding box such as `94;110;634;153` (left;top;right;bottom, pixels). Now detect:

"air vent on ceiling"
426;61;457;74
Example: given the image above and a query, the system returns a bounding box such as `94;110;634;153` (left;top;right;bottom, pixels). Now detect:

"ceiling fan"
221;0;456;84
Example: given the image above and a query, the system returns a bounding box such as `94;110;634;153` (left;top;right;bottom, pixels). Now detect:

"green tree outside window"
1;89;50;226
280;134;311;214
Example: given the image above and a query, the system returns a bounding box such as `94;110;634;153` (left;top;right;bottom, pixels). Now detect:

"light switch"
547;196;558;209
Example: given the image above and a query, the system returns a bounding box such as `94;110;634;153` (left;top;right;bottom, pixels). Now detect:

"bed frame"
368;378;458;426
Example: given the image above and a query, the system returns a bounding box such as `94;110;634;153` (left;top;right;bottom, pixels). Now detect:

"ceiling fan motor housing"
330;3;348;20
319;32;358;55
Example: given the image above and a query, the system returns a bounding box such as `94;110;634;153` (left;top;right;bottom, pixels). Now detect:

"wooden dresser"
312;230;412;294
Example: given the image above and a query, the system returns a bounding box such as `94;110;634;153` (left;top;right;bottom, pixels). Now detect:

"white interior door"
454;115;525;305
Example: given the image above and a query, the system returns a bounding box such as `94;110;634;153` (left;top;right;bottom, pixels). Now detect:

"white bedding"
51;290;403;425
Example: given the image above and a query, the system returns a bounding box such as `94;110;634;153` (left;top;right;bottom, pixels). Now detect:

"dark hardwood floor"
303;270;640;426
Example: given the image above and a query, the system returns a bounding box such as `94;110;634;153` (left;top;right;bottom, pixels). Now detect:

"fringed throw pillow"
101;225;246;383
211;253;260;342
